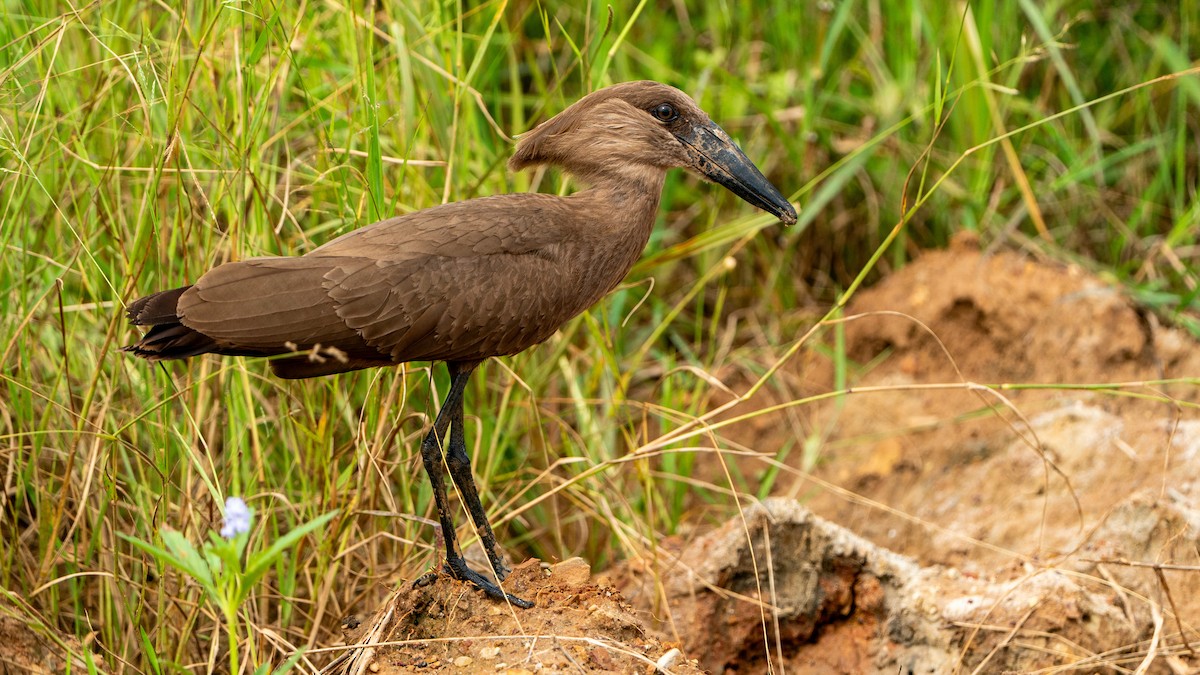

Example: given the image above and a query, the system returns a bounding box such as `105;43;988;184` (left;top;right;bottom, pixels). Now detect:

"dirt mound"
616;498;1144;674
0;602;91;673
840;232;1166;386
656;235;1200;672
798;236;1200;578
324;558;704;674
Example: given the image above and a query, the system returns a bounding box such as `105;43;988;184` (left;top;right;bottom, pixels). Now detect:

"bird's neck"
557;171;667;307
572;168;667;238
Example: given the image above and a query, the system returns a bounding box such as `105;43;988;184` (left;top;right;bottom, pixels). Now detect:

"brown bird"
124;81;797;607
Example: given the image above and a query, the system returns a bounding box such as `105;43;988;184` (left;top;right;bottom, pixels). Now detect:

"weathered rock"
618;498;1147;674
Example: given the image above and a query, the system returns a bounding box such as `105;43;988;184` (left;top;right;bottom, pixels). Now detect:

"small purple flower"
220;497;252;539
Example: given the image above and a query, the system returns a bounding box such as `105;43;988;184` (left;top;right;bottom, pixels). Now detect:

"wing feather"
178;257;380;358
161;193;598;366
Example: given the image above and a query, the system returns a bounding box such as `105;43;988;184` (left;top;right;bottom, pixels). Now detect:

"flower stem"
224;607;240;674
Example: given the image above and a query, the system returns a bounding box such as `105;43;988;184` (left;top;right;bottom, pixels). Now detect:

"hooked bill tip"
776;201;799;225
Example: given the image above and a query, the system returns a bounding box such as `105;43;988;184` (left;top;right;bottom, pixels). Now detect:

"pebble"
453;656;473;667
655;648;681;672
549;557;591;586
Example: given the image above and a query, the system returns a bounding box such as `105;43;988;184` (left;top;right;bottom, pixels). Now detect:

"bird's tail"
123;286;225;360
122;285;383;377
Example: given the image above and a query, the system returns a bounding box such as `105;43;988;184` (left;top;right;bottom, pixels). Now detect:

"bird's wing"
177;256;381;357
310;193;591;362
310;193;577;260
177;193;588;364
325;250;568;363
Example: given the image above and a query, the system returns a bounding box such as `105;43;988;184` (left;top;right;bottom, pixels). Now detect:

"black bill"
677;122;798;225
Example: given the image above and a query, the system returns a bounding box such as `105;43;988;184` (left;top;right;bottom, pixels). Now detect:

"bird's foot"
412;559;533;609
446;557;534;608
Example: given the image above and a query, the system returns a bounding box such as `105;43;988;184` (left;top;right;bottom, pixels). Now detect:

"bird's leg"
416;361;533;609
444;363;513;582
417;385;463;581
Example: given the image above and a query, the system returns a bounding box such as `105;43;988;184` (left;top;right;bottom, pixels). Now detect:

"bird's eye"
651;103;678;123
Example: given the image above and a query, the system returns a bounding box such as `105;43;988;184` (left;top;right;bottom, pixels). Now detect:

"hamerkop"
124;81;797;607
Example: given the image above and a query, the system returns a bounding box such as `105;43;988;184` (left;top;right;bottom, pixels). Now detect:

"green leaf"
120;530;217;596
161;529;217;588
138;627;162;674
271;650;306;675
242;510;339;590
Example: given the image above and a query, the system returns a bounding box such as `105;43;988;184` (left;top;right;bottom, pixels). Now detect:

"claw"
445;556;533;608
413;560;533;608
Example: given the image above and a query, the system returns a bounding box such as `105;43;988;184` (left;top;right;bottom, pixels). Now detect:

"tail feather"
124;276;397;378
127;287;191;325
124;286;233;361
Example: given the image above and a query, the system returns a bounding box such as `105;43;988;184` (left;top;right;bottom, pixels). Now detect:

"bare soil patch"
325;558;703;674
0;602;89;674
613;235;1200;672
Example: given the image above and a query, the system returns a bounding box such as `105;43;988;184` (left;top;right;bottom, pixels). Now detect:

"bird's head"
510;81;797;225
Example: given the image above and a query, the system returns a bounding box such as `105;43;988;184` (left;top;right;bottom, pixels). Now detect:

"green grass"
1;0;1197;670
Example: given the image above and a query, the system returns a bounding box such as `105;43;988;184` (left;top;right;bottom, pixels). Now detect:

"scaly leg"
444;362;514;582
415;360;532;608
